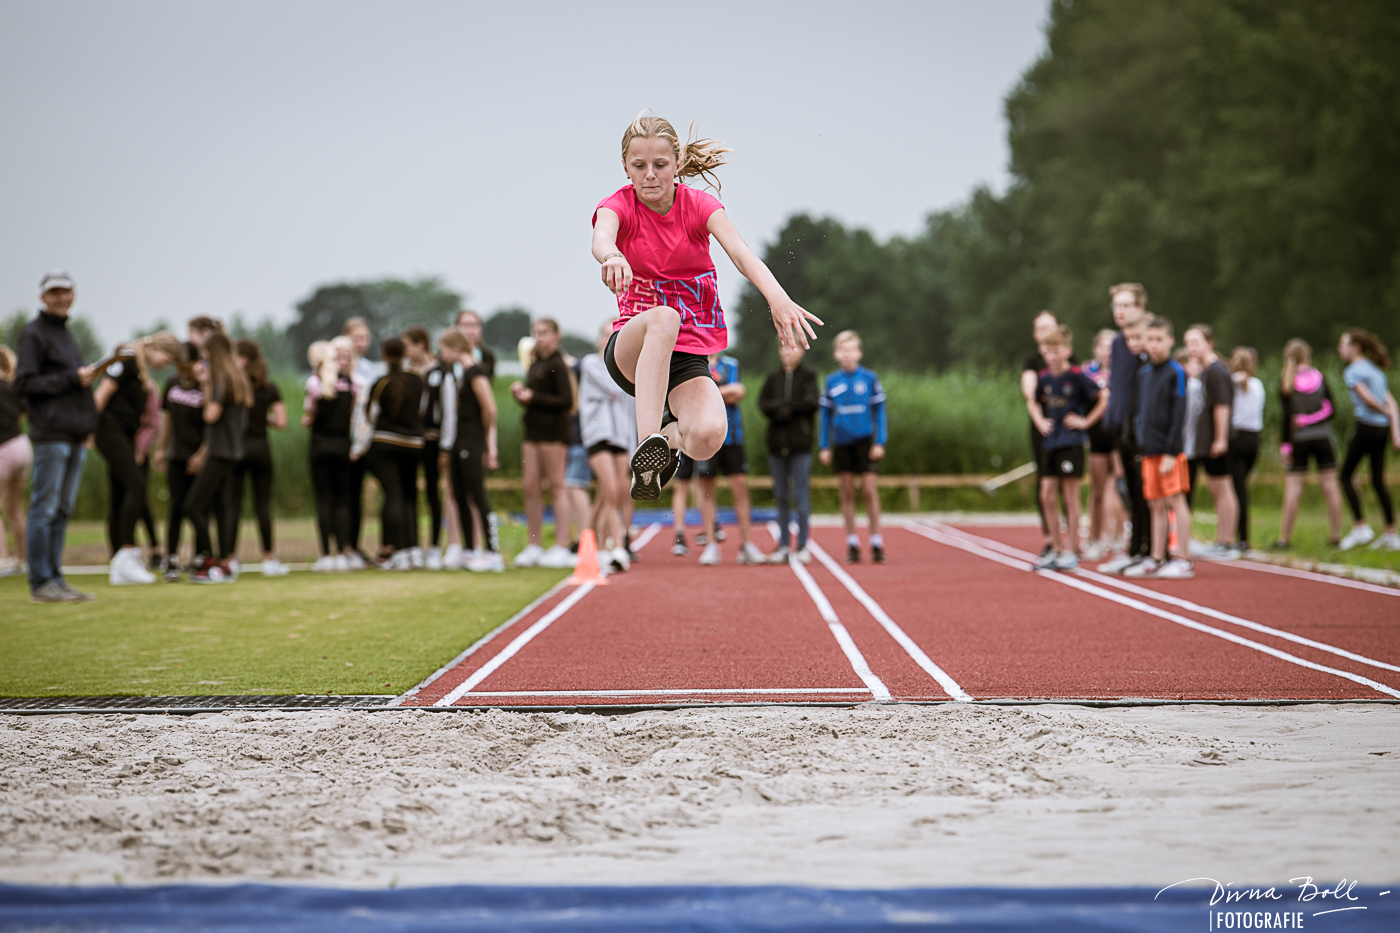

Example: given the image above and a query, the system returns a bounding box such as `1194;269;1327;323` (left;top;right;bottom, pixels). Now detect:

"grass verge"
0;568;566;698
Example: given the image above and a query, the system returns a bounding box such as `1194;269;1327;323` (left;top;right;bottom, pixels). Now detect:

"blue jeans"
27;441;87;590
769;452;811;550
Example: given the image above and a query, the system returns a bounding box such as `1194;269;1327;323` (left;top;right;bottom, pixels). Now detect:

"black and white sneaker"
847;544;861;564
871;545;886;564
659;445;680;488
630;433;672;501
713;524;727;543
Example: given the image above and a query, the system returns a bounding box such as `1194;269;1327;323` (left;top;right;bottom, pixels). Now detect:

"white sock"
847;535;859;547
870;534;884;548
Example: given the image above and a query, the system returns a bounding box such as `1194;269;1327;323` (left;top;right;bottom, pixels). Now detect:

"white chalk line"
904;522;1400;700
390;577;573;707
803;538;973;702
629;521;663;554
1222;556;1400;597
460;687;870;698
770;523;891;701
927;522;1400;676
433;583;596;707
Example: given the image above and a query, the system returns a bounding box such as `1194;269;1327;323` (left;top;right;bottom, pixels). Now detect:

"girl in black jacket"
509;319;577;569
757;343;820;562
355;337;424;570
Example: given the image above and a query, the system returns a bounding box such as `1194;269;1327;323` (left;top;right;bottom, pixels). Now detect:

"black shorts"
586;441;627;458
1043;446;1084;478
674;445;748;480
603;330;712;399
1086;421;1114;455
831;437;878;474
1288;437;1336;473
1200;453;1229;477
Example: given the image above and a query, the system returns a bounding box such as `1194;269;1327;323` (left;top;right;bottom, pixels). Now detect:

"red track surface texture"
397;522;1400;708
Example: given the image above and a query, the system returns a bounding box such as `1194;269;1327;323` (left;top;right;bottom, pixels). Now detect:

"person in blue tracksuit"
819;330;888;563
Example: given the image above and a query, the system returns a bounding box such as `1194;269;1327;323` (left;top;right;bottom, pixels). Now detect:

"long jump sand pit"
2;703;1395;889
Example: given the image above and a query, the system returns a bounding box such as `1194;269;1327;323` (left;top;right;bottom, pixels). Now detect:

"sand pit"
2;704;1396;889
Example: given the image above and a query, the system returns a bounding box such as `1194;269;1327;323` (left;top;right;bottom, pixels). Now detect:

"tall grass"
66;356;1385;521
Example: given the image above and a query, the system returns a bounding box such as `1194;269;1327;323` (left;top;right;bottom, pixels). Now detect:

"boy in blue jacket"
819;330;888;563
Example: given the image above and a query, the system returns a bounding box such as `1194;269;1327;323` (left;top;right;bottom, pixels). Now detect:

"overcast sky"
1;0;1047;348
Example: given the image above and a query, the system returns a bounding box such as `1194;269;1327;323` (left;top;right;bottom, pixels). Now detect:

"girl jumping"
591;112;821;499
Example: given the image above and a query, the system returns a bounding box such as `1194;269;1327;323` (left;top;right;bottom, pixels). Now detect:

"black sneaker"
871;545;887;564
847;544;861;564
148;552;165;572
671;533;689;557
629;433;672;501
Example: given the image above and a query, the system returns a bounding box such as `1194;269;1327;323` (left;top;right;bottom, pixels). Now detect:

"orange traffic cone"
567;529;608;586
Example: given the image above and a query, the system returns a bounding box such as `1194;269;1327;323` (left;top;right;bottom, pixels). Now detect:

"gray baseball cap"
39;270;75;294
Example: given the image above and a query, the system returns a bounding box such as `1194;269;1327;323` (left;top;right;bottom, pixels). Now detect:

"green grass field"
0;568;566;698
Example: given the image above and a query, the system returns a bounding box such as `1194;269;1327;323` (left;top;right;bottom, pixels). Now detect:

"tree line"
734;0;1400;375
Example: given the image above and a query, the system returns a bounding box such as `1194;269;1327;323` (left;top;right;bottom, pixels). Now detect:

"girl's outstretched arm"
707;209;823;349
592;208;632;296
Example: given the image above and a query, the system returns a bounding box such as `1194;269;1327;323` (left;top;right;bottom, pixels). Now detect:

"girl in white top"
1226;347;1265;549
580;321;638;571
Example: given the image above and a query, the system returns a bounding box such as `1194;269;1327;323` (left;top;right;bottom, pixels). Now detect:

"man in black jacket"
14;271;100;602
757;342;820;563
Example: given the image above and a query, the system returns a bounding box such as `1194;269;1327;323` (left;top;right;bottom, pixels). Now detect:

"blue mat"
1;883;1394;931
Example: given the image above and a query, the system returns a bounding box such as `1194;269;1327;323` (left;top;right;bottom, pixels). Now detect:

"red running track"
396;521;1400;708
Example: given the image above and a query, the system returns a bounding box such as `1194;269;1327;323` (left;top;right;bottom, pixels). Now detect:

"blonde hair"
307;340;336;399
1093;328;1117;351
1042;324;1073;350
119;331;182;392
0;345;15;382
1280;338;1311;396
834;329;863;350
438;329;470;353
621;111;732;193
1228;346;1258;378
203;332;253;407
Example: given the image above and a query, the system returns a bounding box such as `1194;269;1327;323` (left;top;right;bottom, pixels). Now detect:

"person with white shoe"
354;337;424;571
580;321;638;575
93;333;180;586
1337;329;1399;552
403;326;455;572
303;339;357;573
228;340;290;577
0;346;33;582
1184;325;1240;561
437;330;504;572
759;338;819;566
511;320;577;570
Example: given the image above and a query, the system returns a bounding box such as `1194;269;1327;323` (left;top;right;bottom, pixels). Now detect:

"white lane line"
1221;557;1400;597
463;687;870;698
433;583;596;707
927;523;1400;676
773;524;890;701
904;523;1400;700
804;540;973;702
390;577;572;707
629;521;663;553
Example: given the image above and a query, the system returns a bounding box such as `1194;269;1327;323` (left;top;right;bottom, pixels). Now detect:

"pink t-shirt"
593;183;727;356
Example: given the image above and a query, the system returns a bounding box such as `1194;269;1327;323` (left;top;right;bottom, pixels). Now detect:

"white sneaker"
1095;552;1137;574
345;552;365;571
609;547;631;573
1051;551;1080;572
110;547;155;586
260;558;290;577
1198;543;1241;561
408;546;425;569
1155;557;1196;579
737;542;765;565
767;546;790;565
513;544;544;568
1122;557;1163;578
1340;525;1375;551
1371;532;1400;551
443;543;464;569
466;550;505;573
1033;549;1058;570
1083;540;1106;562
1187;538;1211;558
333;554;350;572
0;557;16;577
538;545;578;569
313;555;336;573
699;542;721;566
381;550;413;571
425;546;443;570
794;546;812;565
226;558;241;581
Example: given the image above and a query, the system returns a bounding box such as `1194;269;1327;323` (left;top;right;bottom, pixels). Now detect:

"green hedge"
65;357;1371;520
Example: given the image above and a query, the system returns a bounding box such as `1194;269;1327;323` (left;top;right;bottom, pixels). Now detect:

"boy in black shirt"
1031;326;1106;571
758;340;820;563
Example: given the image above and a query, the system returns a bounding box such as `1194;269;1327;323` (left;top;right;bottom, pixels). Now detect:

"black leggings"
451;439;497;552
1119;443;1151;558
227;437;275;554
95;417;147;552
367;442;421;553
1341;423;1394;525
421;440;442;547
138;462;159;552
348;456;366;552
1228;431;1260;546
165;458;194;557
185;455;239;559
310;444;352;555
